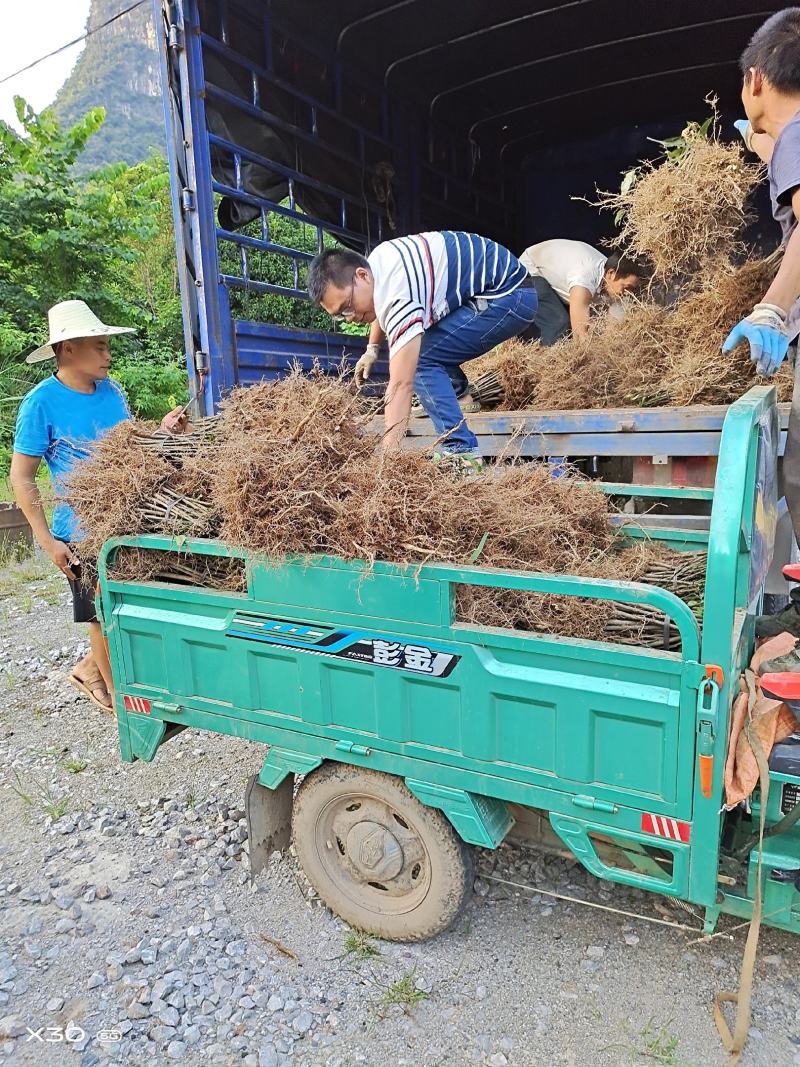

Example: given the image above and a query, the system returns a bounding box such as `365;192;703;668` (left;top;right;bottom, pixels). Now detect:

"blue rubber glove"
722;303;790;377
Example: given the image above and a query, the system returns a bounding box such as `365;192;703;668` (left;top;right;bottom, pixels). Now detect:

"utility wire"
0;0;149;87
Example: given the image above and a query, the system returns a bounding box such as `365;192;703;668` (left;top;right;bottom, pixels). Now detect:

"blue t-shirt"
14;374;130;543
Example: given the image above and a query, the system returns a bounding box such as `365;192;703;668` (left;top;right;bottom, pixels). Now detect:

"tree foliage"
0;98;354;474
0;99;184;473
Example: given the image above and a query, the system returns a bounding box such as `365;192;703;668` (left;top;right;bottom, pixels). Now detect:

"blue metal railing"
158;0;512;408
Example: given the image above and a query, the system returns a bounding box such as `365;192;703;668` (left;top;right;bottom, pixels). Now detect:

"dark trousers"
785;353;800;607
519;276;570;346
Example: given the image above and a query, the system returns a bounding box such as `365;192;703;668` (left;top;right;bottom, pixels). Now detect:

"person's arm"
764;188;800;310
369;321;385;347
722;188;800;375
734;119;774;164
750;131;775;165
568;286;593;338
9;452;79;578
383;335;421;451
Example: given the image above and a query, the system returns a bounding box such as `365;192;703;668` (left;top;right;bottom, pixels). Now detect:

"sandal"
69;668;114;716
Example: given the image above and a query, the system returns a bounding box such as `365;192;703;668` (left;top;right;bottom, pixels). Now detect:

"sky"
0;1;92;129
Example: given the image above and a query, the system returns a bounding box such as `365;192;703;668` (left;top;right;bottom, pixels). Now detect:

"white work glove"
353;343;379;387
722;303;790;377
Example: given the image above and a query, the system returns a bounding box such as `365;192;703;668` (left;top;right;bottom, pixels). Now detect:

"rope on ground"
482;872;703;934
713;668;769;1067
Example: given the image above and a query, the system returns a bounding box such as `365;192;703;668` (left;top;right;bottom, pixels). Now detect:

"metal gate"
154;0;511;413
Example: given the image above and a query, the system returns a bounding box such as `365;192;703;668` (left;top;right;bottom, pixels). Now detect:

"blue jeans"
528;276;570;346
414;284;538;454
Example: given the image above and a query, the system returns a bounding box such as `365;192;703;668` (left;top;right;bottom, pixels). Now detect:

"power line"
0;0;149;87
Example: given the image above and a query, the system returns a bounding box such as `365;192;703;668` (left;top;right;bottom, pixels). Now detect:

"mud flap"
244;773;294;880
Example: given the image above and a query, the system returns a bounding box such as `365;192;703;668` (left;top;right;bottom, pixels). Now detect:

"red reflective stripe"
123;695;151;715
640;812;690;843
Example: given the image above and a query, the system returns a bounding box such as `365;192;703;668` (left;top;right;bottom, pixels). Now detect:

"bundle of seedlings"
130;415;222;464
661;253;793;405
107;546;246;591
456;543;707;649
65;421;221;562
595;111;765;287
68;372;708;645
466;255;791;411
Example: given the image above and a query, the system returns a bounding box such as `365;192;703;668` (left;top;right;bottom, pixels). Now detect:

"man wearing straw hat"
10;300;188;714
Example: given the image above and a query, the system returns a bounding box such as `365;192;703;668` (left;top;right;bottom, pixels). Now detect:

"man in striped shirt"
308;231;538;465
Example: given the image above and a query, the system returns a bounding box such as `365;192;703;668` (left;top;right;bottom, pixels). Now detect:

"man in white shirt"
518;239;646;345
308;232;537;467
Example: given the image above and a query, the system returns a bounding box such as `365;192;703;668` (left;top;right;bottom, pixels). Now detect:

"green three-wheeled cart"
96;386;799;941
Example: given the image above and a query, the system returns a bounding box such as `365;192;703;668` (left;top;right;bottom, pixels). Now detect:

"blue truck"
154;0;787;460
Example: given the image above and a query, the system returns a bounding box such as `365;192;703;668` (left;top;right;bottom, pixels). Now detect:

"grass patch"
602;1017;681;1066
344;930;381;960
184;790;207;809
8;768;69;821
638;1019;680;1065
42;794;69;820
0;552;54;599
378;969;428;1013
63;755;88;774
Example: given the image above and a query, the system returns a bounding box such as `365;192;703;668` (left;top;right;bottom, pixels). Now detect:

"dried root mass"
598;128;765;284
467;256;791;411
67;372;706;646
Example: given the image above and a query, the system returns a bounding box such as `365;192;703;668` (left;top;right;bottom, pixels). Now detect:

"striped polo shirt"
368;231;528;358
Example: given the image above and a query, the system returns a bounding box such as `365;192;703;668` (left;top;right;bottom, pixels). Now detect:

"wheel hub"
346;820;404;881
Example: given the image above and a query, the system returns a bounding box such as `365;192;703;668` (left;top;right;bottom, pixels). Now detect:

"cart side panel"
104;559;697;821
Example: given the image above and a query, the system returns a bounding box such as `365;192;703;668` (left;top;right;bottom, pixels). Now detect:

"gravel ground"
0;552;798;1067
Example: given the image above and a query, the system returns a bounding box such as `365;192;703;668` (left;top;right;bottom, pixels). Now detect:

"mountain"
52;0;164;170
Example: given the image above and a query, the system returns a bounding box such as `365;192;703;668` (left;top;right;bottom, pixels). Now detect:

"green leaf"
469;532;490;563
620;168;638;195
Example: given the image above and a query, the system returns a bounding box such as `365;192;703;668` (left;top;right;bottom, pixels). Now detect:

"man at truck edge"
10;301;189;714
725;9;800;659
517;241;647;345
307;232;538;470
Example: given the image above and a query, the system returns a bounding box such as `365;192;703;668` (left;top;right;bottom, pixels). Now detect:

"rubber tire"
292;763;473;941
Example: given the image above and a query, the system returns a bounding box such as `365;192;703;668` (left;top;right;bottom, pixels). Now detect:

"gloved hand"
722;303;790;377
734;119;755;152
353;343;379;387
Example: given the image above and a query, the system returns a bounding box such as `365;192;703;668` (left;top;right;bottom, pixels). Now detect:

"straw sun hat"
25;300;135;364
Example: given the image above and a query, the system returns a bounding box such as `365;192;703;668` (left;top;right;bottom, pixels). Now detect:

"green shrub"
111;347;188;421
